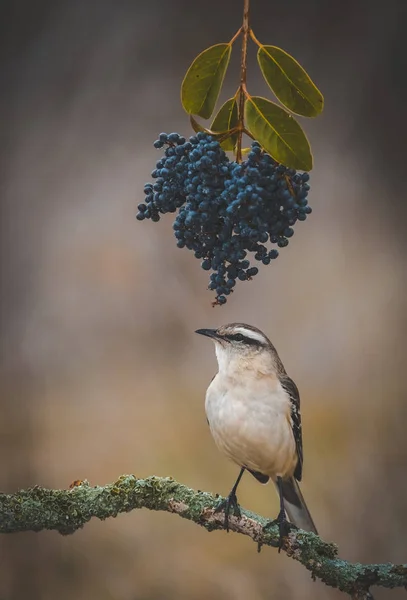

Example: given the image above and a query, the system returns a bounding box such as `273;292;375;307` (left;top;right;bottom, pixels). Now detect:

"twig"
236;0;250;163
0;475;406;599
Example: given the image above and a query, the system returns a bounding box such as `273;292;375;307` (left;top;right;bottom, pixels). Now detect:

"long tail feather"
276;477;318;534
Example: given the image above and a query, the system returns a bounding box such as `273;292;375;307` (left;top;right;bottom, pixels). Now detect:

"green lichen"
1;475;406;597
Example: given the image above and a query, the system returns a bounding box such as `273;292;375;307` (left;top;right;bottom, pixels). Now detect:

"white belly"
205;375;297;479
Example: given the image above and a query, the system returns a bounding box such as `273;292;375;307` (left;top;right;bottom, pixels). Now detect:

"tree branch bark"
0;475;405;598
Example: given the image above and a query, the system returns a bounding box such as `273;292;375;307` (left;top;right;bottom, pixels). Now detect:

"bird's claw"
263;510;292;552
214;492;241;532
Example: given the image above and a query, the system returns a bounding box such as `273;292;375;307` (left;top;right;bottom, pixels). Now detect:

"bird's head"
196;323;283;375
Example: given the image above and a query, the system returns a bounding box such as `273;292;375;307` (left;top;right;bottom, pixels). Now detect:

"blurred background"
1;1;406;598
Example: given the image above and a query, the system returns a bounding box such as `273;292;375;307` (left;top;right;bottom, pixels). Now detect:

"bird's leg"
263;476;291;552
214;467;245;532
276;476;291;550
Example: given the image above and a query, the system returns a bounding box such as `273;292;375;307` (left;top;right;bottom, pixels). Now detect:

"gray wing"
206;374;216;426
280;375;303;481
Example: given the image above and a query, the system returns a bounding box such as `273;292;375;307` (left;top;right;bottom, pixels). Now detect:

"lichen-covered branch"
0;476;406;598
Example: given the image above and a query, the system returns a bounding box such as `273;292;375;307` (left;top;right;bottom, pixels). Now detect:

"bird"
195;322;318;547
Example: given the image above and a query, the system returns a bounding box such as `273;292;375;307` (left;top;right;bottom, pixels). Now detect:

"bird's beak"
195;328;220;340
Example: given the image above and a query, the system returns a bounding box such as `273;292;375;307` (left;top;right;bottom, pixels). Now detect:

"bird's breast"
205;374;297;479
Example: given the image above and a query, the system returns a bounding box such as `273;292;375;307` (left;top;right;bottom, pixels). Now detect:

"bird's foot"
263;510;292;552
214;492;241;532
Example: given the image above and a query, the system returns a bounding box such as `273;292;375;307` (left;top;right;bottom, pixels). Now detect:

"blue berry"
137;134;312;304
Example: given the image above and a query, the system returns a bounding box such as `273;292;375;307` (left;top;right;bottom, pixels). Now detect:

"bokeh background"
1;1;407;599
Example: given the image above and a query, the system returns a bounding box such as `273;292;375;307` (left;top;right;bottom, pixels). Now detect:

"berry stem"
236;0;250;163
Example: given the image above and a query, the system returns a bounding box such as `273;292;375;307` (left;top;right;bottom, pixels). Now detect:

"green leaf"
181;43;232;119
210;97;239;150
189;116;236;145
244;96;313;170
190;115;223;137
190;115;208;134
257;45;323;117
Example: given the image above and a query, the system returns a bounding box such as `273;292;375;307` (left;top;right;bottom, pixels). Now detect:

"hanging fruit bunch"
137;0;323;305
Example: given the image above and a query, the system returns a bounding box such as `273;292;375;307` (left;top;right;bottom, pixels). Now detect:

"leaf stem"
236;0;250;163
249;28;262;48
229;27;243;46
242;127;255;141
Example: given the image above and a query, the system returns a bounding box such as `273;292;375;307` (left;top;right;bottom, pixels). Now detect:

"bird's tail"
277;477;318;534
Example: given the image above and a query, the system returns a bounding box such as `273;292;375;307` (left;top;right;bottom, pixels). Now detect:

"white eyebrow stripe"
233;327;268;344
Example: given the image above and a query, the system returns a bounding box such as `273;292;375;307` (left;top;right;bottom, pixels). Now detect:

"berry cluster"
137;132;311;305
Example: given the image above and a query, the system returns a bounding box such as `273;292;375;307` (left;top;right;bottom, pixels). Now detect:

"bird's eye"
233;333;244;342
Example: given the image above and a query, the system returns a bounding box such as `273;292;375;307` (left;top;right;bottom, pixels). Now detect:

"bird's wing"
206;373;217;426
280;375;303;481
247;468;269;484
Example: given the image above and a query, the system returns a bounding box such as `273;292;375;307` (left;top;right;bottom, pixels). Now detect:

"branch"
0;476;406;598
